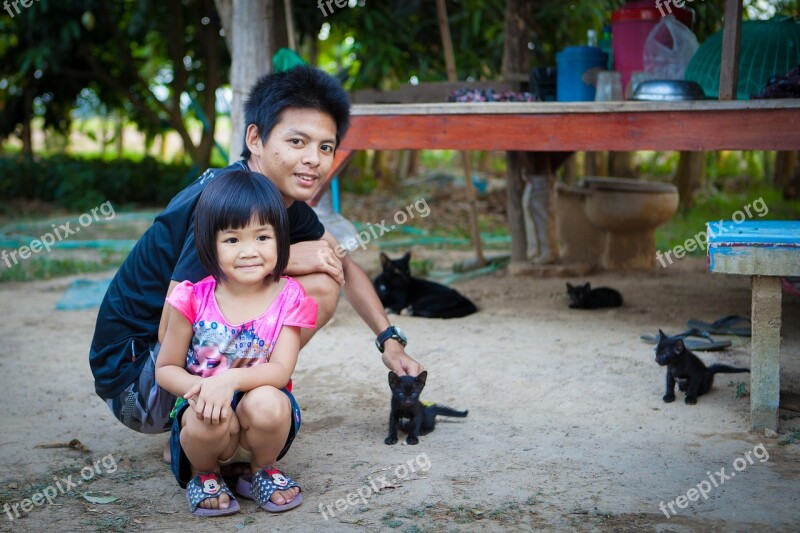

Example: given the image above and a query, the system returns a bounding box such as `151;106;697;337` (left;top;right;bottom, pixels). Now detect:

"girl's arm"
187;325;301;400
154;306;201;398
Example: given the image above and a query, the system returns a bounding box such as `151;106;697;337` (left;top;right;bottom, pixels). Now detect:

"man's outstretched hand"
382;342;424;376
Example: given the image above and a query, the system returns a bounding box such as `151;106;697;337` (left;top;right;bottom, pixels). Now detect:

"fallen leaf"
82;493;118;504
470;508;484;516
7;482;17;490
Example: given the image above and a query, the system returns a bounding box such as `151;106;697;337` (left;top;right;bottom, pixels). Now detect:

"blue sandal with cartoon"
236;466;303;512
186;471;240;517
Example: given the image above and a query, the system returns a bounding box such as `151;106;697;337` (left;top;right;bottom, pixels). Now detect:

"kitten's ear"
415;370;428;388
584;282;591;290
380;253;391;269
674;339;685;353
400;252;411;266
657;329;667;340
566;282;573;290
388;371;399;388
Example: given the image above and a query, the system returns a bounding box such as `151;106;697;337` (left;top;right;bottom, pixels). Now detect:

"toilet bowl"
557;177;679;269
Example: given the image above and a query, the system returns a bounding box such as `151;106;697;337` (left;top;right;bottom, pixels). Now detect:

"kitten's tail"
431;405;469;418
708;364;750;374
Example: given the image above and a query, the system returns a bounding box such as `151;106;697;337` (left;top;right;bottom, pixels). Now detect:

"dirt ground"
1;251;799;533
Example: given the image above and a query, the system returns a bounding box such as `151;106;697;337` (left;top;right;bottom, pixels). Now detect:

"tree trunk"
774;151;797;190
502;0;534;263
223;0;274;164
674;151;706;211
21;86;33;157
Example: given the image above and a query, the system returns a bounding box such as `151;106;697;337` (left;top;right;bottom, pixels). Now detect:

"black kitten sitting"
655;329;749;405
385;371;468;445
566;282;623;309
373;252;477;319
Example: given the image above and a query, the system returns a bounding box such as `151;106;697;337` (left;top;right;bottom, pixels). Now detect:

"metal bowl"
631;80;707;101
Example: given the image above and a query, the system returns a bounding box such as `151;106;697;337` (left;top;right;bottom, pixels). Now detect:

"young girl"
155;170;317;517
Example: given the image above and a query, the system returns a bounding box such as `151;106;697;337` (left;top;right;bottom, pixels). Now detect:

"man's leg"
293;272;341;348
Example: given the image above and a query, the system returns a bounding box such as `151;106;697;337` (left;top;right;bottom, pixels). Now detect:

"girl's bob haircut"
194;170;289;283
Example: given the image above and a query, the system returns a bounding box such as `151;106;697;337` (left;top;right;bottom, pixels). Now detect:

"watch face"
393;326;407;343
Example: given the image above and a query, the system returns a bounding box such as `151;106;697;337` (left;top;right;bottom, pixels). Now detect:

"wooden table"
708;221;800;431
317;100;800;259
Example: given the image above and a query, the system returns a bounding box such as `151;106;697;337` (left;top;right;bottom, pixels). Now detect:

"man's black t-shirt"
89;161;324;399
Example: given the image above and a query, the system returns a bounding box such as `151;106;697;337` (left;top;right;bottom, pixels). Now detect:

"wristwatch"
376;325;407;353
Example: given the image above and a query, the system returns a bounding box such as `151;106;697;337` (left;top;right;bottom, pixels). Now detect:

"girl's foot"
186;471;240;517
236;466;303;512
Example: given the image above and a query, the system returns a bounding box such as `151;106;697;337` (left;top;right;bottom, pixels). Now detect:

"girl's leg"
180;411;240;510
236;386;299;505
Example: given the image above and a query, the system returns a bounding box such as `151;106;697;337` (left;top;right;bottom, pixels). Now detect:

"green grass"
655;187;800;256
0;250;126;282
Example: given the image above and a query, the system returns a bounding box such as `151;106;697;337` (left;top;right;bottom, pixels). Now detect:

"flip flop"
186;471;240;517
640;328;732;351
687;315;751;337
237;466;302;513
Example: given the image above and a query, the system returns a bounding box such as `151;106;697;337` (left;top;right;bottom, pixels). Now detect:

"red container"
612;0;694;92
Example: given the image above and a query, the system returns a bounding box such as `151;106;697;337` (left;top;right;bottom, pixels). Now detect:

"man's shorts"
170;388;301;488
105;342;176;434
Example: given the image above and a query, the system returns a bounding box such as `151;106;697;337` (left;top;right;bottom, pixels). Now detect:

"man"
90;65;423;440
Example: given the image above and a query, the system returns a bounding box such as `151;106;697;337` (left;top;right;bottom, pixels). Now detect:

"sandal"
236;466;302;512
186;471;240;517
640;328;732;351
687;315;751;337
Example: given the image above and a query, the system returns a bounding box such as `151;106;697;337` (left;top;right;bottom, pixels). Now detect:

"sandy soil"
1;252;799;533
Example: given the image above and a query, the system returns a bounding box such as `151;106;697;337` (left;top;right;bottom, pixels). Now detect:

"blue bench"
707;221;800;431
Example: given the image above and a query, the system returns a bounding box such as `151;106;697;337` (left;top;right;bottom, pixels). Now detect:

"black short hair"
240;65;351;159
194;170;290;283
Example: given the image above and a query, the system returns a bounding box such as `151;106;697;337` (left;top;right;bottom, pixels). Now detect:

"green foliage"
312;0;506;89
0;250;125;282
655;186;800;255
0;155;194;211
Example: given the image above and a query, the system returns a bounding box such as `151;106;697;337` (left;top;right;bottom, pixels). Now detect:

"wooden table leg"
750;275;782;431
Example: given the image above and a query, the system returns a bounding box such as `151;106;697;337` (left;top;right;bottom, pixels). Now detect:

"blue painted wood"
706;221;800;246
707;220;800;275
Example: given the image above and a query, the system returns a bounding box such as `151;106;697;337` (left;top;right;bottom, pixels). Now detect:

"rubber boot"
523;175;555;263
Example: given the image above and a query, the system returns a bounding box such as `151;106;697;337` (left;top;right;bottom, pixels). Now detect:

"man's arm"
317;231;424;376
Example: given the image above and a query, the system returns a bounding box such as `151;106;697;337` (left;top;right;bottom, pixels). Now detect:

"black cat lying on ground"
566;282;623;309
373;252;477;318
385;371;468;445
655;329;750;405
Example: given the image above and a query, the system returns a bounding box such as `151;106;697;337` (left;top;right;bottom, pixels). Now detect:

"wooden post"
436;0;458;85
750;276;782;431
719;0;743;100
436;0;485;266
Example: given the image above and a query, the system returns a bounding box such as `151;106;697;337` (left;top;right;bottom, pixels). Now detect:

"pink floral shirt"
166;276;317;392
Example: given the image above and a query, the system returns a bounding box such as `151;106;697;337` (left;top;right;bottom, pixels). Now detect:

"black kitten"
566;282;623;309
385;371;468;445
373;252;477;319
655;329;750;405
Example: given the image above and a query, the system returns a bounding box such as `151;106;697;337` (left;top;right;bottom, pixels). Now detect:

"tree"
0;0;230;169
214;0;276;164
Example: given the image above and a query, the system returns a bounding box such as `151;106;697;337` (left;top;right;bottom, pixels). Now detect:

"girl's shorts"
170;388;301;488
